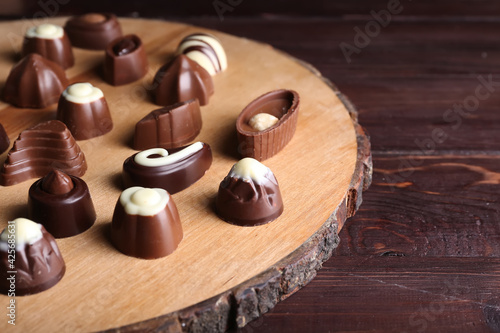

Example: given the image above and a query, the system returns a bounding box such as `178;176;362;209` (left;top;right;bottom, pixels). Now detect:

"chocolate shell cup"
104;34;148;86
0;218;65;296
133;99;202;150
3;54;69;108
65;13;122;50
0;123;9;155
28;170;96;238
236;89;300;161
123;142;212;194
111;187;183;259
22;24;75;69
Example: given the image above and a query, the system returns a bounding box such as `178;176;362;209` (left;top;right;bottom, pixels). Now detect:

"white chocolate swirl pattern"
177;33;227;76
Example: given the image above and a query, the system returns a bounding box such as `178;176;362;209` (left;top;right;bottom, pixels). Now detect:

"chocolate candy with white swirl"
177;33;227;76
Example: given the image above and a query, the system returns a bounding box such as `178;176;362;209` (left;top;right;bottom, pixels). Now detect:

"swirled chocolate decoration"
177;33;227;76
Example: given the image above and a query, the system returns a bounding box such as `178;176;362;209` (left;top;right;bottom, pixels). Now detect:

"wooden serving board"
0;18;371;332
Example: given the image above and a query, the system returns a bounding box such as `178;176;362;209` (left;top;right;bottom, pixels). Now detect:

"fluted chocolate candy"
3;54;69;108
0;123;9;155
123;142;212;194
153;54;214;106
104;34;148;86
22;23;74;69
28;170;96;238
215;158;284;226
111;187;183;259
0;218;65;296
65;13;122;50
57;82;113;140
177;33;227;76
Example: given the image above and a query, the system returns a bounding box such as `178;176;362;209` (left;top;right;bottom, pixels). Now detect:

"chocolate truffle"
0;218;65;296
65;13;123;50
111;187;183;259
0;123;9;155
123;142;212;194
22;23;74;69
236;89;300;161
3;54;69;108
134;99;202;150
153;54;214;106
0;120;87;186
57;82;113;140
177;33;227;76
215;158;284;226
28;170;96;238
104;34;148;86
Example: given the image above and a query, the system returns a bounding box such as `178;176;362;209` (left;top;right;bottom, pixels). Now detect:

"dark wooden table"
3;1;500;332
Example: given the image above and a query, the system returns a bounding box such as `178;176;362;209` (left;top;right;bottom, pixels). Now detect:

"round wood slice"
0;18;372;332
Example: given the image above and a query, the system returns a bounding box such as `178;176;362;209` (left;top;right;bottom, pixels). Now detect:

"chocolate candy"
104;34;148;86
111;187;183;259
236;89;300;161
22;23;74;69
177;33;227;76
0;218;65;296
0;123;9;155
123;142;212;194
64;13;122;50
57;82;113;140
215;158;284;226
153;54;214;106
134;99;202;150
3;54;69;108
28;170;96;238
0;120;87;186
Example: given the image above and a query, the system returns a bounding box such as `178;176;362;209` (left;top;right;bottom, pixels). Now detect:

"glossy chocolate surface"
153;54;214;106
3;54;69;108
0;123;9;155
22;25;74;69
177;33;227;76
123;142;212;194
104;34;148;86
134;99;202;150
28;170;96;238
65;13;122;50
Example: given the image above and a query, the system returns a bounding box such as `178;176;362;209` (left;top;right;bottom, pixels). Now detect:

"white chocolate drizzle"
178;33;227;75
120;187;170;216
26;24;64;39
134;142;204;167
0;218;43;251
62;82;104;104
228;158;272;185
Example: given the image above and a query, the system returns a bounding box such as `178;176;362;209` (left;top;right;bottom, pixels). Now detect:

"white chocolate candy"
248;113;279;131
26;24;64;39
229;158;273;185
0;218;43;251
134;142;204;167
120;186;170;216
177;33;227;76
62;82;104;104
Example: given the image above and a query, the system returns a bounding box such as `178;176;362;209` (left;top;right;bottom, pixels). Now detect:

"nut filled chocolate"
0;123;9;155
123;142;212;194
111;186;183;259
133;99;202;150
3;54;69;108
28;170;96;238
0;218;65;296
57;82;113;140
104;34;148;86
153;54;214;106
177;33;227;76
236;89;300;161
65;13;122;50
0;120;87;186
22;23;74;69
215;158;284;226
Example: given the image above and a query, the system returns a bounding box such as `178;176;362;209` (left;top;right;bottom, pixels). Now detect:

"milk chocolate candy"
57;82;113;140
111;187;183;259
0;123;9;155
0;218;65;296
133;99;202;150
216;158;284;226
177;33;227;76
104;34;148;86
28;170;96;238
22;23;74;69
123;142;212;194
0;120;87;186
3;54;69;108
65;13;122;50
153;54;214;106
236;89;300;161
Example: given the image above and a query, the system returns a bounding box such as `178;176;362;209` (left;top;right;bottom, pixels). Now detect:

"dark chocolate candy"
0;218;65;296
177;33;227;76
0;123;9;155
111;187;183;259
123;142;212;194
104;34;148;86
153;54;214;106
3;54;69;108
28;170;96;238
65;13;122;50
133;99;202;150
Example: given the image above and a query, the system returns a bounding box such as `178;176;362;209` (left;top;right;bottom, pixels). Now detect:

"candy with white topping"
177;33;227;76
